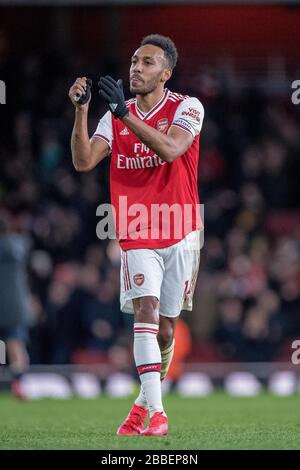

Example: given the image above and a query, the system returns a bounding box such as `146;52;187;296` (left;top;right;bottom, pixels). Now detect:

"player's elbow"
161;148;181;163
161;138;185;163
162;155;175;163
73;160;93;172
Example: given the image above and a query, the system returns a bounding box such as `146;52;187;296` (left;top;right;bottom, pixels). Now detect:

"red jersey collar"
134;88;169;121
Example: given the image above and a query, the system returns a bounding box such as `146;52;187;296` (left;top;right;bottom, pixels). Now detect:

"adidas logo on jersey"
120;127;129;135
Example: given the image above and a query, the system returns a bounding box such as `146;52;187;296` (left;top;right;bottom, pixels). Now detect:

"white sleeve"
91;111;113;149
171;97;204;138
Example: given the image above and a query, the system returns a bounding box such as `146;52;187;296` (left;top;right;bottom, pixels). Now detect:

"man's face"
129;44;171;95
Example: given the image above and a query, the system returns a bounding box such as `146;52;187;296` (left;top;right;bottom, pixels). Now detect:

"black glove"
75;78;92;105
98;76;129;119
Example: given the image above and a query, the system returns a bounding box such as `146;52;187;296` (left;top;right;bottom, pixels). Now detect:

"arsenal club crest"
134;273;145;286
156;118;168;134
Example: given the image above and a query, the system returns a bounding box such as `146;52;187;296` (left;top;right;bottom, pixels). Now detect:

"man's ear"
161;68;172;83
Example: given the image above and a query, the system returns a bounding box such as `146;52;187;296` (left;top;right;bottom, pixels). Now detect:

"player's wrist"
75;105;89;115
113;104;129;119
119;110;131;123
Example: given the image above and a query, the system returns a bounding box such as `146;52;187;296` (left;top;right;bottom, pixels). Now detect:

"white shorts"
120;230;201;318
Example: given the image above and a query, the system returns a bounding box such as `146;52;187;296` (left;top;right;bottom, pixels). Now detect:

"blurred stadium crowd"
0;20;300;369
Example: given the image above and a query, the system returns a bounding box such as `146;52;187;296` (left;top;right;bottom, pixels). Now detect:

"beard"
129;74;162;96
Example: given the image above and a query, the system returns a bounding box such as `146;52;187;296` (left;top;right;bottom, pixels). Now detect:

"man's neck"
136;87;166;113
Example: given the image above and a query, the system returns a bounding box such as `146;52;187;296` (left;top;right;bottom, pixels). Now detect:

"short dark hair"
140;34;178;69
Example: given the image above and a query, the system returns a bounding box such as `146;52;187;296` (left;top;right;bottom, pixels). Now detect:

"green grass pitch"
0;393;299;450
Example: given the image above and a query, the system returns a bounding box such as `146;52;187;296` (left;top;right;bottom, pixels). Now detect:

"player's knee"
157;324;174;350
135;301;159;324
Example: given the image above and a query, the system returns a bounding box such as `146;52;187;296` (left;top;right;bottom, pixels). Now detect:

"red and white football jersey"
93;88;204;250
